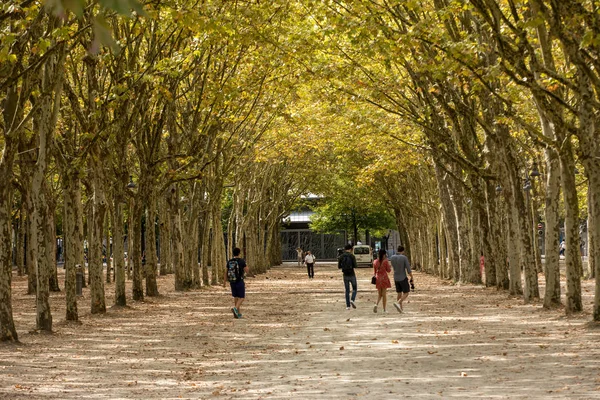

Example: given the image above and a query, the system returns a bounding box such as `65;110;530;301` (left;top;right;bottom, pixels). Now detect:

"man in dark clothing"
224;247;249;319
338;244;358;310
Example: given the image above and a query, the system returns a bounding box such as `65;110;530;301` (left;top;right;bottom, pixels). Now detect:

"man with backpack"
338;244;358;310
224;247;249;319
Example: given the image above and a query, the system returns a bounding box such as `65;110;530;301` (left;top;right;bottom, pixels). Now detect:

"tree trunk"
483;181;498;287
543;145;561;308
16;201;25;277
131;198;144;301
113;198;126;307
63;174;78;321
0;171;18;341
159;197;172;275
201;211;211;287
507;196;523;296
89;170;107;314
31;135;52;332
560;147;583;313
588;188;596;280
512;169;540;302
145;194;159;297
26;188;36;295
47;196;60;292
211;201;226;285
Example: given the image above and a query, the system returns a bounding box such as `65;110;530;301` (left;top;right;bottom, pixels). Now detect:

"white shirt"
305;254;315;264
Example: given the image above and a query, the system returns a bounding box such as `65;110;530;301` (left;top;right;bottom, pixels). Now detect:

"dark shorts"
230;280;245;298
395;278;410;294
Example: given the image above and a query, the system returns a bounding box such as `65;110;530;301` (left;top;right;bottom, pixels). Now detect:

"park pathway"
1;263;599;399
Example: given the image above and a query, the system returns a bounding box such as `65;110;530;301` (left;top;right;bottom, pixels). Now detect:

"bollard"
76;264;83;296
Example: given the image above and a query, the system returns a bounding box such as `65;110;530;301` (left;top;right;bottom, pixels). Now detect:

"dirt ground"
1;263;599;399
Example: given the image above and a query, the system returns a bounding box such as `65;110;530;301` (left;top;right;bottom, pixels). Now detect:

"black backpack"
227;259;241;282
339;253;354;273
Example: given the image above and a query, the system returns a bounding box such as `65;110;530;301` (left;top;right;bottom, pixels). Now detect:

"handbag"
371;275;377;285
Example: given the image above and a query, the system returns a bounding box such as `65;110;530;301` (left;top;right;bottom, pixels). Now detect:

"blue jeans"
343;275;357;307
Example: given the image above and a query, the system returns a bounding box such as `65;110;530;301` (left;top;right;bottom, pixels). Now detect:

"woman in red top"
373;248;392;313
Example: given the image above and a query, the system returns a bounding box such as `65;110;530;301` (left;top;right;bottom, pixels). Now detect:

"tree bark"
543;145;561;308
63;174;79;321
0;163;18;341
560;146;583;313
131;198;144;301
89;168;107;314
16;201;25;277
145;194;159;297
113;198;126;307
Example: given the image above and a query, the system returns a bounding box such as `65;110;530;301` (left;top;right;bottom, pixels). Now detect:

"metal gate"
281;229;346;261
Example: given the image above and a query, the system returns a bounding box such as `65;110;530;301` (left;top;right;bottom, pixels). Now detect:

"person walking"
223;247;249;319
373;249;392;313
390;246;413;313
338;244;357;310
296;247;303;267
304;251;316;279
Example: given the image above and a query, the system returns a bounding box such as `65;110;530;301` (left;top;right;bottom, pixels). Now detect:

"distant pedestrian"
296;247;303;267
338;244;357;310
390;246;413;313
224;247;249;319
304;251;316;278
373;249;392;313
480;252;485;278
559;240;566;257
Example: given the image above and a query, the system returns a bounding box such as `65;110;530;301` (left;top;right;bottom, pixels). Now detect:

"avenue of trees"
1;0;600;342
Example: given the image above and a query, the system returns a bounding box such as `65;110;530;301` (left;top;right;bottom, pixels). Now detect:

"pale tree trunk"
145;195;159;297
435;169;459;281
507;195;523;296
113;199;126;307
85;202;93;286
89;168;107;314
560;146;583;313
31;112;54;332
468;193;483;284
453;192;471;284
576;73;600;319
201;211;211;286
483;181;497;287
189;221;200;288
131;198;144;301
63;174;78;321
0;149;18;341
211;202;226;285
488;184;508;290
16;201;25;277
172;201;186;290
430;222;439;277
589;169;600;320
46;193;60;292
588;189;596;280
439;217;448;279
105;214;111;284
543;145;561;308
159;197;172;275
26;178;36;295
509;163;539;302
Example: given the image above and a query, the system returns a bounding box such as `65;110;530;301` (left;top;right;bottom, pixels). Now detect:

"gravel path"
1;263;599;399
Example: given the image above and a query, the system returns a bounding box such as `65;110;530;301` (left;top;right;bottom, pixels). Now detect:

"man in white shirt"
304;251;316;279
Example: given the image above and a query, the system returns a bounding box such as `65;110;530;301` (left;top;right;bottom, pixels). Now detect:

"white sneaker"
350;300;357;309
373;305;377;313
346;307;350;310
382;310;387;314
393;302;402;313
